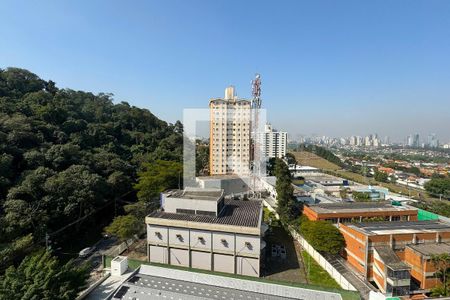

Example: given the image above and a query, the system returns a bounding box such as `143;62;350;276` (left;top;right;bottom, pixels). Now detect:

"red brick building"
339;221;450;297
303;202;418;224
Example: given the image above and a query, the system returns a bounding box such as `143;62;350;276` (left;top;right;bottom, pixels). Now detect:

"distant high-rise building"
383;136;390;146
365;135;372;147
373;138;380;148
407;133;420;148
209;86;251;175
427;133;439;148
261;123;287;158
356;136;363;146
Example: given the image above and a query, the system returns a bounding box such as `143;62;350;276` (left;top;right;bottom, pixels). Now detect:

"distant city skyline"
291;132;447;145
1;1;449;141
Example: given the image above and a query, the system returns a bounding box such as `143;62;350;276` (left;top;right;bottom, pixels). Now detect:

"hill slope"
292;151;341;171
0;67;182;265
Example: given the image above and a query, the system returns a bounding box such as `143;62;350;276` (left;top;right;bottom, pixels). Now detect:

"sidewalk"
322;253;377;300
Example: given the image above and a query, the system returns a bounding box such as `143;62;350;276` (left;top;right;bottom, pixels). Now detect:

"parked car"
79;247;95;258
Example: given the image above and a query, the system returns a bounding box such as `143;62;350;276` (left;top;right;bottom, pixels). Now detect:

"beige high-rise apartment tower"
209;86;251;175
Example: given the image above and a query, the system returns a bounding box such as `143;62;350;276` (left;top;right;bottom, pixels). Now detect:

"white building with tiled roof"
146;187;265;277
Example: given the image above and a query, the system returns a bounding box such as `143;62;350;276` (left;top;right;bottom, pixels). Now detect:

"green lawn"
302;250;341;289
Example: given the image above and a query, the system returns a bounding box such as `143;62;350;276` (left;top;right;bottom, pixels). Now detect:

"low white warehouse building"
146;187;266;277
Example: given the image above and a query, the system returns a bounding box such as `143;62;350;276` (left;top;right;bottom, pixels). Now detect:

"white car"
79;247;95;258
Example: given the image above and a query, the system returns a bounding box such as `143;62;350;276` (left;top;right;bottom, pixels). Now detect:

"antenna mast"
251;74;262;194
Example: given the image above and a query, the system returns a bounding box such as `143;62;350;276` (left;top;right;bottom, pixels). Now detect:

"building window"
195;210;216;217
175;234;184;242
176;208;195;215
245;242;253;250
221;239;229;247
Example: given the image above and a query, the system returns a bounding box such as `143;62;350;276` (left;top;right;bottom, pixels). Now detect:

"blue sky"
1;0;450;142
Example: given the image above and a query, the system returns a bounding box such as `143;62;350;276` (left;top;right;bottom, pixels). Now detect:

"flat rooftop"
113;273;299;300
148;199;262;228
164;188;224;201
197;174;250;180
374;246;410;271
407;243;450;256
306;174;343;182
109;264;343;300
348;220;450;235
307;202;417;214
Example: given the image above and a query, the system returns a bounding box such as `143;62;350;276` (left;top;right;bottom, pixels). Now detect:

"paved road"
75;236;118;270
323;253;377;300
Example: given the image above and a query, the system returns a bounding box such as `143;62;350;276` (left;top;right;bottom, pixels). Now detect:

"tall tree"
431;253;450;296
274;158;295;224
104;215;141;249
284;153;297;166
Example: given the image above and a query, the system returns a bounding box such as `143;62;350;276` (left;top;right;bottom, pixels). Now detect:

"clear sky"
1;0;449;142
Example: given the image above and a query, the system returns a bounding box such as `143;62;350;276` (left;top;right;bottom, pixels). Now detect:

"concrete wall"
212;232;235;254
147;224;261;277
170;248;189;267
168;227;190;248
147;225;168;245
163;195;218;214
213;253;234;273
191;251;211;270
149;245;168;264
196;176;251;195
235;234;260;257
190;229;212;251
236;256;259;277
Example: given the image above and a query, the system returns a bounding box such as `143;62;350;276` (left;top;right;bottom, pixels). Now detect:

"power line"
1;190;135;269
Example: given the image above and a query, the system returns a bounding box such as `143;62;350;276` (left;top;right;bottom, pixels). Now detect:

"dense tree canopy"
374;169;389;183
0;250;89;300
412;200;450;218
134;160;183;206
424;177;450;198
104;215;141;246
300;219;345;255
0;67;183;268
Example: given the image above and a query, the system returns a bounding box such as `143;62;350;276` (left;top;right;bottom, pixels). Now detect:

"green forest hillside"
0;67;183;267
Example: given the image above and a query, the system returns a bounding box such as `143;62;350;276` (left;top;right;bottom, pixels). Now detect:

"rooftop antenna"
251;74;262;196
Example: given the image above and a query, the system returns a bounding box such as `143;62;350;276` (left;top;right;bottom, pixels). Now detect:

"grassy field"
291;151;437;201
293;151;341;171
301;250;341;289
